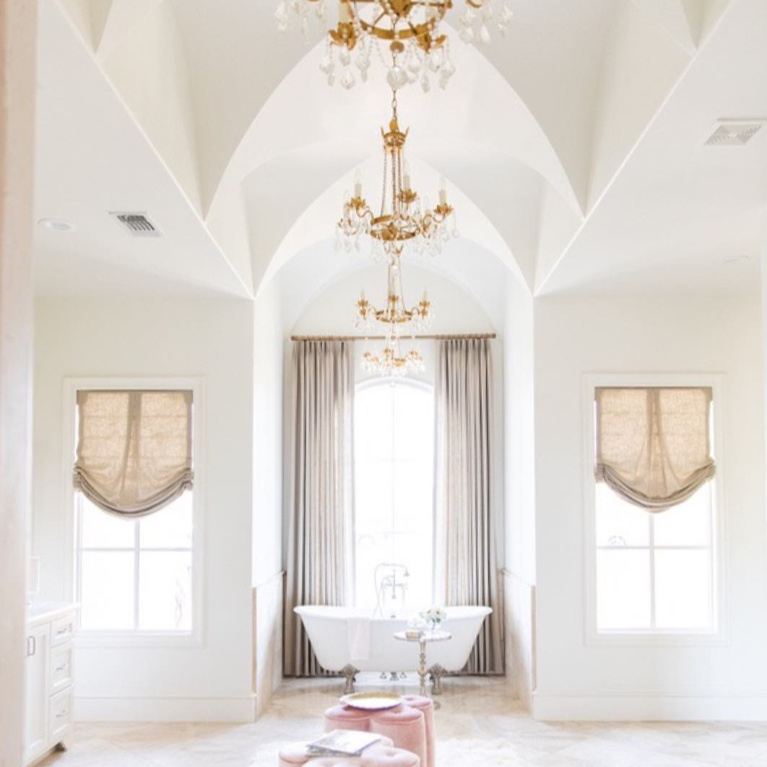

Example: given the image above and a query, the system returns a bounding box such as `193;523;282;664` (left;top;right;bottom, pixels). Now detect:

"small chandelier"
355;258;431;376
363;337;424;376
276;0;514;91
336;92;457;260
354;259;432;332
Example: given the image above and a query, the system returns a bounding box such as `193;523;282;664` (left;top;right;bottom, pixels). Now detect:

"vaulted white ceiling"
34;0;767;308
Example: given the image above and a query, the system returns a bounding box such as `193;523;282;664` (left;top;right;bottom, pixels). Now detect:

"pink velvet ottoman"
402;696;435;767
303;747;419;767
323;704;373;732
370;706;427;767
278;737;394;767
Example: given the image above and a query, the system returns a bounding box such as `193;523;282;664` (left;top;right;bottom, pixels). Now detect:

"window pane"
355;387;393;461
356;461;394;533
139;493;193;549
653;485;712;547
354;382;434;611
655;550;712;630
597;550;651;630
80;551;135;630
393;386;433;460
595;484;650;548
80;497;135;549
393;462;433;531
138;552;192;631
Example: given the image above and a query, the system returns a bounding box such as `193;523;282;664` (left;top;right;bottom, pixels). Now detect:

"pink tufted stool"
361;746;420;766
402;696;434;767
370;706;427;767
303;747;418;767
323;704;373;733
279;737;394;767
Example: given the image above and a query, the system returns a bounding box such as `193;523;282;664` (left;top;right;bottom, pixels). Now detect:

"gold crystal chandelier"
336;91;457;259
276;0;514;90
355;258;432;375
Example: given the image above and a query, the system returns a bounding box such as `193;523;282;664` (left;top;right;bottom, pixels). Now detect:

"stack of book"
306;730;383;757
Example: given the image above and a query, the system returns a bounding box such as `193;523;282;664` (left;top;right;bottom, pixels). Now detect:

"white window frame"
582;373;728;647
353;377;437;609
62;376;205;648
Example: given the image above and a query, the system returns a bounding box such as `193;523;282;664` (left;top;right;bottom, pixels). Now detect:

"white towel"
347;617;372;661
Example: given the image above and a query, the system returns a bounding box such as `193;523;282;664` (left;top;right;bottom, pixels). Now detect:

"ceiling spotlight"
38;218;75;233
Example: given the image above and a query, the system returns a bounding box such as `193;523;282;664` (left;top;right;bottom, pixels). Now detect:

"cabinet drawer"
50;645;74;694
51;614;75;647
48;687;73;744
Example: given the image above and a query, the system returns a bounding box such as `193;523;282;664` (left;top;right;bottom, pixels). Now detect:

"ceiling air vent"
110;212;161;237
704;120;764;147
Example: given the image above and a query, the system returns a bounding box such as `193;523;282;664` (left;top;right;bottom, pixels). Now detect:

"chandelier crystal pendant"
276;0;514;91
336;90;458;260
355;258;431;376
362;336;425;376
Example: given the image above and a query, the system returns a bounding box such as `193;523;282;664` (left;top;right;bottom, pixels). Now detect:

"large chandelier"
355;258;432;375
276;0;514;91
336;92;457;260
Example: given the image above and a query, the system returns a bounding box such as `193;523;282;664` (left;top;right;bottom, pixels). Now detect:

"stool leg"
342;663;359;694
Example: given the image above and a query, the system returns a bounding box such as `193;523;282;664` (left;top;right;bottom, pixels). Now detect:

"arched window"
354;381;435;610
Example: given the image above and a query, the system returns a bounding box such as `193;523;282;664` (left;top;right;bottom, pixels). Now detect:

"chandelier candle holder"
276;0;514;91
336;92;458;260
355;258;432;376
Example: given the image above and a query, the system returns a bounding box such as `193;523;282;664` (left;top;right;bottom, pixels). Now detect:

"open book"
307;729;383;757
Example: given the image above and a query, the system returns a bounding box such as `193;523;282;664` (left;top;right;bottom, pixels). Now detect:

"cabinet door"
24;626;49;764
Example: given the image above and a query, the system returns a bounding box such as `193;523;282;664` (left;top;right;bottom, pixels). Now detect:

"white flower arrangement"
420;606;447;627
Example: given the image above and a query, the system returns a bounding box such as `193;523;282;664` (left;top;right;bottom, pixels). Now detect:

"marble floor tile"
38;677;767;767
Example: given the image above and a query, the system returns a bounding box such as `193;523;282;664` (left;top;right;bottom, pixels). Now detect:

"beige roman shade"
595;387;715;512
73;390;194;517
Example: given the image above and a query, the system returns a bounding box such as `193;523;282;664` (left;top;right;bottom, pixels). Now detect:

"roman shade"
595;387;715;512
73;390;194;517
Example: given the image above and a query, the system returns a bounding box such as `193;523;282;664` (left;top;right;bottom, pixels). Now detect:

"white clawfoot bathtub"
295;605;492;692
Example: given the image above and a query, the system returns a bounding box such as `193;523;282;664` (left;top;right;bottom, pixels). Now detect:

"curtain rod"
290;333;497;342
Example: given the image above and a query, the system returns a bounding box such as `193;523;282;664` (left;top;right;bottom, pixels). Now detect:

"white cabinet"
24;626;49;764
25;605;76;766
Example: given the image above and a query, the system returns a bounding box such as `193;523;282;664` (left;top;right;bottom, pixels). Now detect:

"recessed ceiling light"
38;218;75;233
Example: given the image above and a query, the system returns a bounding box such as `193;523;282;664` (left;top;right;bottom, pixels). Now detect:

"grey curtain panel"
73;390;194;517
284;341;354;677
435;338;503;675
595;387;716;512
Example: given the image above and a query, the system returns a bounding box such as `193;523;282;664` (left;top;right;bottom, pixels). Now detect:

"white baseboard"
533;693;767;722
75;694;258;723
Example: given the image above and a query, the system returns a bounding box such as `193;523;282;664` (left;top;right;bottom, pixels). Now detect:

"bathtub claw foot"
342;664;359;695
429;664;446;695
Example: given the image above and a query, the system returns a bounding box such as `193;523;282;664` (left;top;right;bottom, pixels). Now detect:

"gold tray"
340;692;403;711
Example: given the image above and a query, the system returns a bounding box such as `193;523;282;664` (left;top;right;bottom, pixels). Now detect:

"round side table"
393;630;452;708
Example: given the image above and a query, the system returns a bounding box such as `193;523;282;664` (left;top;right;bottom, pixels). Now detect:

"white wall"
251;279;286;714
252;280;285;586
502;274;537;706
533;294;767;720
32;295;257;721
0;1;36;760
